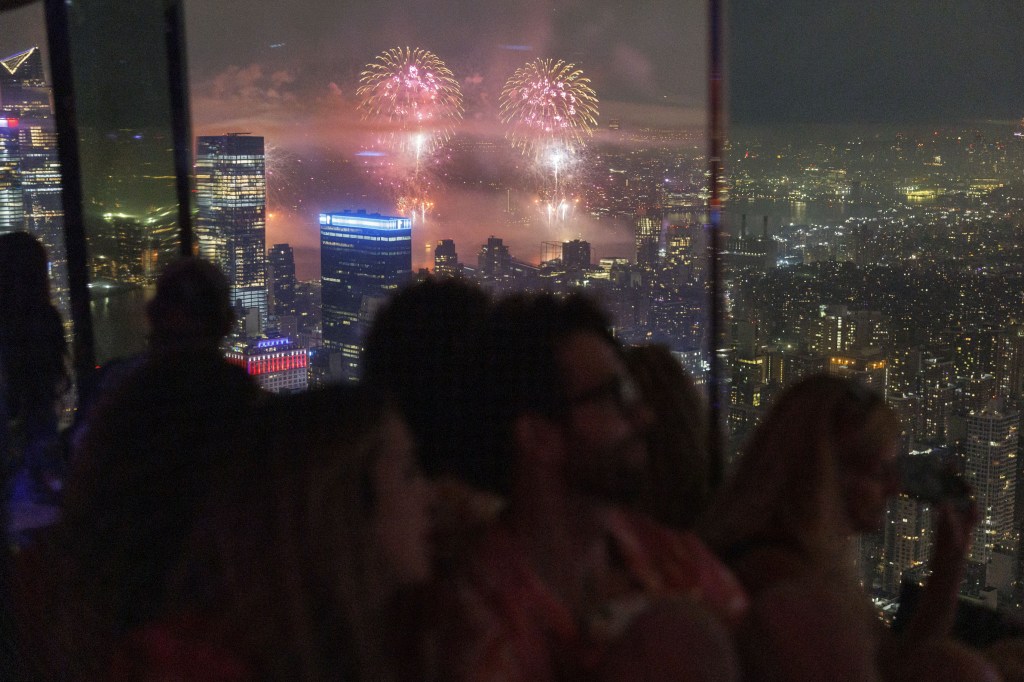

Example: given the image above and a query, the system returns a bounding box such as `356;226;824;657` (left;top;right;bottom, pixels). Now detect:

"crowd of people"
1;232;1023;680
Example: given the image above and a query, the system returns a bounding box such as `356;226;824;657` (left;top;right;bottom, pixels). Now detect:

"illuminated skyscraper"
0;115;22;231
195;134;268;323
964;401;1018;569
635;212;660;267
478;236;511;281
268;243;297;318
0;47;66;313
320;210;412;380
434;239;459;277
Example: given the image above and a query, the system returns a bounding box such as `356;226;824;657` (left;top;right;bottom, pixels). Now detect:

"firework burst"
264;143;302;211
500;58;599;155
357;47;464;156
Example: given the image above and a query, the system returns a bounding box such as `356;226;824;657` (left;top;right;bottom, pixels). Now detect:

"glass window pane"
183;0;712;397
0;4;70;333
62;0;189;363
727;0;1024;623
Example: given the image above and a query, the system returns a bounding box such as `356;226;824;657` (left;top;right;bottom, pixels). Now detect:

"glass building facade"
320;211;412;381
0;47;66;317
195;133;268;324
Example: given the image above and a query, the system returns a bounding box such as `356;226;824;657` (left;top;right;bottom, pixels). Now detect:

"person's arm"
744;580;882;682
901;501;978;648
597;597;740;682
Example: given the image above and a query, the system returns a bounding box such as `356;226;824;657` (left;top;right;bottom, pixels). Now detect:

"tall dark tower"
320;210;412;381
434;239;459;277
562;239;591;271
635;211;661;267
195;134;268;323
268;243;297;317
0;47;66;313
478;236;511;281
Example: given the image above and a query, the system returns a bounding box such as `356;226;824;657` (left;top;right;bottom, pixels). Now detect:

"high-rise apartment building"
195;134;268;323
478;236;511;280
434;239;459;277
826;348;888;395
320;210;411;381
964;401;1019;569
882;492;933;596
562;239;591;271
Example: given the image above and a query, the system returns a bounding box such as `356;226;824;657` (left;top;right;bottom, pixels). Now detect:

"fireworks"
500;58;599;155
264;143;301;210
357;47;464;155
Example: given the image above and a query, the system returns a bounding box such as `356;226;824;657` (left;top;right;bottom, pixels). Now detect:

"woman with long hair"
623;343;712;530
701;375;997;681
115;385;434;681
0;232;68;535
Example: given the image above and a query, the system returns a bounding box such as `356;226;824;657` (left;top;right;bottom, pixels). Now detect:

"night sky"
4;1;1023;129
178;0;1024;129
3;0;1023;276
729;0;1024;125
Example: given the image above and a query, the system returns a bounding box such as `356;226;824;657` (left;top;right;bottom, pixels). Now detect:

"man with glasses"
434;293;747;681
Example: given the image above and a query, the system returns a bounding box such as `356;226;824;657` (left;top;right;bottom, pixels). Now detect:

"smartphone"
897;452;971;506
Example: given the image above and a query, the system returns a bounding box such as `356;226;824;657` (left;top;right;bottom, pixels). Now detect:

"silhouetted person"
0;232;68;542
146;256;235;356
435;293;746;681
701;376;995;681
624;344;712;530
112;386;433;681
67;257;238;459
363;278;490;475
363;278;502;574
23;352;261;679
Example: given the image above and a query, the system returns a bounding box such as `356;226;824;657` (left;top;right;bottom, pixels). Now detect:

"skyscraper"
562;239;591;271
635;212;660;267
268;243;297;317
478;236;511;281
882;492;933;596
964;401;1018;569
195;134;268;323
320;210;412;380
434;239;459;277
0;47;66;313
0;116;22;232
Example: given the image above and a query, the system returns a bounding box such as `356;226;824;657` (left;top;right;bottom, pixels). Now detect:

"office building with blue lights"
320;210;411;380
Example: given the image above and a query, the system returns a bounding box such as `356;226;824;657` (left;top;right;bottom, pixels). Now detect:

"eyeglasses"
566;373;643;413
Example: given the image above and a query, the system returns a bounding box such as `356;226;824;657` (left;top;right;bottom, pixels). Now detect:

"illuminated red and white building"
225;336;308;394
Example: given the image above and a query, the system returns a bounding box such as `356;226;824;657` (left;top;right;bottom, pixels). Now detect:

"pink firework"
500;58;599;155
358;47;463;154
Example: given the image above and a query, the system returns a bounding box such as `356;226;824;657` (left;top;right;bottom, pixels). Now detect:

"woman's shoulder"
721;538;813;595
108;612;253;682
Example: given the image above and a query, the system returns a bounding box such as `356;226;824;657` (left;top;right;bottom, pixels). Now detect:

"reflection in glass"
63;0;189;362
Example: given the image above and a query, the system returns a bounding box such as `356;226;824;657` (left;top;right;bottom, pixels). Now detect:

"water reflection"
90;281;151;363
